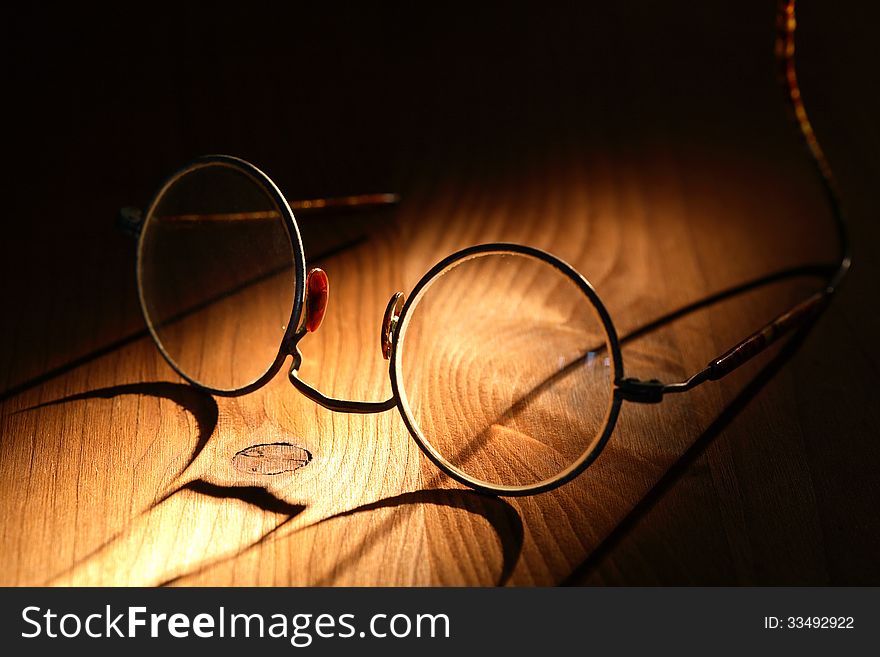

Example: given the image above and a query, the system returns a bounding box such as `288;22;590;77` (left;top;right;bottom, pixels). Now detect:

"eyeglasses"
131;0;849;496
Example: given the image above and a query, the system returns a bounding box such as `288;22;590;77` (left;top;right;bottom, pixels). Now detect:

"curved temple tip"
305;268;330;333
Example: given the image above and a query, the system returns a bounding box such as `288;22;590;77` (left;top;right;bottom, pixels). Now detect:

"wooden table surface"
1;2;878;585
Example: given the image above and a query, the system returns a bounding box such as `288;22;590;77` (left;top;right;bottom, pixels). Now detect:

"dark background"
1;2;878;583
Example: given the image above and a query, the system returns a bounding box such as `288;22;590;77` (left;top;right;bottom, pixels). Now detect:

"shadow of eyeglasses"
12;259;832;586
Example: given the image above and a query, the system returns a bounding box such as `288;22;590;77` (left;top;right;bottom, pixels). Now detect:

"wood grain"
0;147;836;586
1;1;877;585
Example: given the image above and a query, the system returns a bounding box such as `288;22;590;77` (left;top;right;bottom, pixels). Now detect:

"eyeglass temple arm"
619;288;832;402
620;0;851;405
116;192;400;238
672;288;829;388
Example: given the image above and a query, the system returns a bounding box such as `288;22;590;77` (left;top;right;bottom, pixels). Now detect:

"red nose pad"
305;268;329;332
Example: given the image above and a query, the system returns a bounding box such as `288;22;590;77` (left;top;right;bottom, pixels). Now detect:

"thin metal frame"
134;0;849;496
389;244;625;496
137;154;308;397
138;159;627;495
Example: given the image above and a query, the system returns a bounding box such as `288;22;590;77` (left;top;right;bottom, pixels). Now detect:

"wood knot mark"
232;442;311;476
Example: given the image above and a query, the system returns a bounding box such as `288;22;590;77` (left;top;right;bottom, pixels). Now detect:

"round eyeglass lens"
395;249;616;491
138;161;297;392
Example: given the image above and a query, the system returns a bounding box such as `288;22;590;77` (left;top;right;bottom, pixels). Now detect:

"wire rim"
389;243;625;496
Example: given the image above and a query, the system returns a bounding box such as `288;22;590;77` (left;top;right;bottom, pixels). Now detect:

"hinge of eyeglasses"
616;377;665;403
117;206;144;238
